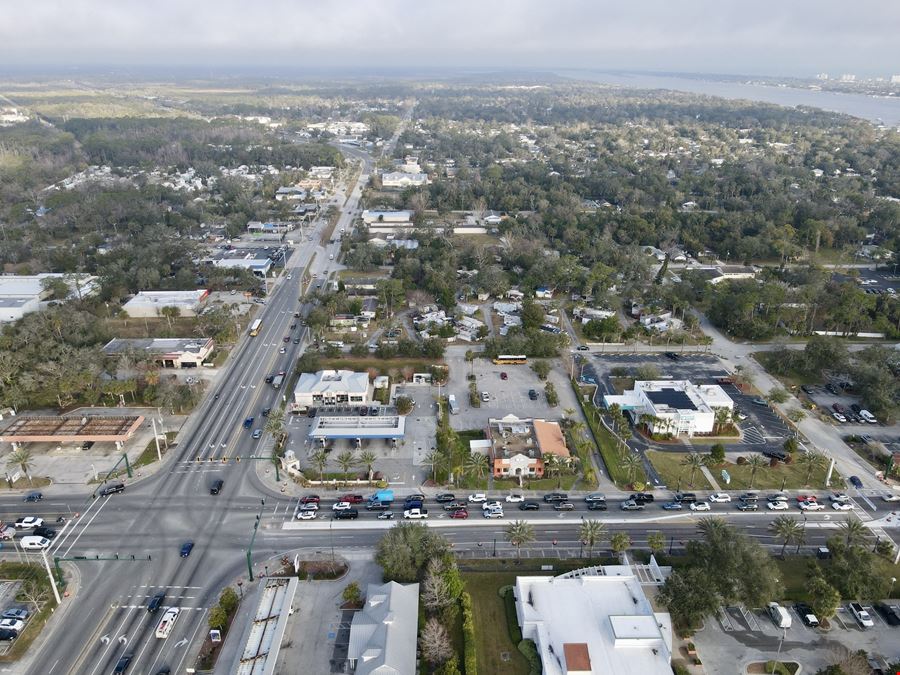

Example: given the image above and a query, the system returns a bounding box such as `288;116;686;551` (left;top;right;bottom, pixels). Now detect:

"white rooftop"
0;273;98;299
347;581;419;675
123;290;207;308
294;370;369;395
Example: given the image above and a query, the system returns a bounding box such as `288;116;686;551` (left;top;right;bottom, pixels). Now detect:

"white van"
155;607;180;638
20;536;50;550
767;602;792;629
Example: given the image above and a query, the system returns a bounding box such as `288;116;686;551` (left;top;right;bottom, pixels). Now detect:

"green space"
463;572;529;675
134;431;179;469
0;563;58;663
645;451;714;490
0;476;52;491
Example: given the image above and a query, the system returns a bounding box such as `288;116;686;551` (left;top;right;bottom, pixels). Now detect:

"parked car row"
0;606;30;641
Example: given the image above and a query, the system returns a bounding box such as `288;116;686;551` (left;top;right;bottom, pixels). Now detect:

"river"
557;70;900;126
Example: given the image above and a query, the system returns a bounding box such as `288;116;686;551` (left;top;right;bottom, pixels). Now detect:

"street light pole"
492;538;497;557
770;628;786;674
246;498;266;582
41;550;62;606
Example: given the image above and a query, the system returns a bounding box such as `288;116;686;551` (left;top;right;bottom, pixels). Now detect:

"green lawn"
463;573;529;675
645;451;714;490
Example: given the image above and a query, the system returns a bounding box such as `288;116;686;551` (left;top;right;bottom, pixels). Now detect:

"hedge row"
518;638;542;675
460;592;477;675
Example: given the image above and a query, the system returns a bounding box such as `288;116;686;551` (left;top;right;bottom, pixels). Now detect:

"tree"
709;443;726;465
342;581;363;605
358;450;377;480
635;364;660;380
783;437;799;454
770;515;805;558
395;395;414;415
767;387;789;404
420;617;453;665
621;452;643;484
422;561;455;615
531;360;551;380
375;523;451;583
797;450;827;486
580;519;606;559
680;452;706;488
713;408;731;435
464;451;489;479
658;566;720;629
505;520;536;559
806;575;841;620
745;454;768;488
839;517;867;548
208;605;228;631
6;448;34;485
610;532;631;555
158;305;181;329
264;407;285;440
309;448;329;482
336;450;358;478
648;531;667;556
544;381;559;406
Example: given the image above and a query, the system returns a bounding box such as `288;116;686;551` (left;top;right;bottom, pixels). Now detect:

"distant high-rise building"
891;75;900;84
839;74;856;82
815;73;829;80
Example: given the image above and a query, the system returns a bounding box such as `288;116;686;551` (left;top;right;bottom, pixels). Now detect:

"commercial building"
246;221;295;235
0;415;144;450
603;380;733;437
102;337;214;368
515;565;673;675
347;581;419;675
361;210;413;226
121;290;209;318
381;172;428;188
293;370;369;408
484;414;571;479
309;414;405;444
234;577;299;675
0;273;99;323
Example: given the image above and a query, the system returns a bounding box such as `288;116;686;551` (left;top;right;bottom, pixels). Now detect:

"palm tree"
745;454;768;489
309;448;330;482
713;407;732;434
839;517;867;547
264;408;285;440
770;515;804;558
621;452;643;484
464;452;489;479
336;451;358;478
610;532;631;556
358;450;377;481
696;517;730;544
505;520;536;559
580;519;606;559
647;531;666;556
6;448;33;486
797;451;827;486
543;453;561;479
680;452;706;488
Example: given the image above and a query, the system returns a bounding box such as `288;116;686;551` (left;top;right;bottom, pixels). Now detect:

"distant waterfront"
559;70;900;126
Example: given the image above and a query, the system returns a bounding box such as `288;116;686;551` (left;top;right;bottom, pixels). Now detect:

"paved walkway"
700;465;722;492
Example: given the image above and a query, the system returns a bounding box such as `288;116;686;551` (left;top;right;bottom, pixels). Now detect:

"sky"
1;0;898;77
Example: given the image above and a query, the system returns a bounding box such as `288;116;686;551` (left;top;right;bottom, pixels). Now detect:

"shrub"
395;396;414;415
342;581;362;605
461;592;477;675
518;639;542;675
219;587;239;615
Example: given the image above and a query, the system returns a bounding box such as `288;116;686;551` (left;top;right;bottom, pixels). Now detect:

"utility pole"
41;551;62;606
151;418;162;461
246;498;266;581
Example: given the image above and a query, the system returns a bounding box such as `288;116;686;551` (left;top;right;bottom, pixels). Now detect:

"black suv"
519;501;540;511
674;492;697;503
147;591;165;613
435;493;456;503
99;483;125;497
629;493;655;504
33;526;56;539
334;509;359;520
762;448;788;462
543;492;569;503
210;479;224;495
587;501;608;511
114;654;133;674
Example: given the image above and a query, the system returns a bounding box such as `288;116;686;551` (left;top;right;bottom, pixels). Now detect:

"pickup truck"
403;508;429;519
849;602;874;628
0;525;14;540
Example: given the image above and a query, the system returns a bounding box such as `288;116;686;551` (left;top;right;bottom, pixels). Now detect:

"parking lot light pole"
770;628;786;674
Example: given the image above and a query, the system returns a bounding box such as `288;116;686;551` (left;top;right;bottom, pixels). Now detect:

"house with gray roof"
347;581;419;675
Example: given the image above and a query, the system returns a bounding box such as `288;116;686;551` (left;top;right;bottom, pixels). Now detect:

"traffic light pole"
246;498;266;582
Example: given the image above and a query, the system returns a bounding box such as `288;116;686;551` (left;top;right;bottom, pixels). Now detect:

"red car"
340;494;364;504
796;495;818;503
449;509;469;519
283;336;291;343
301;495;320;504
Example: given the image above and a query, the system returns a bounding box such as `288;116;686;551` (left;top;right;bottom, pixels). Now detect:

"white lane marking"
48;495;107;556
86;605;136;675
172;608;208;675
58;496;112;558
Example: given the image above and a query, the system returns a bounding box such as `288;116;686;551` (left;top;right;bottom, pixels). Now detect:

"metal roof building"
347;581;419;675
236;577;298;675
309;415;406;441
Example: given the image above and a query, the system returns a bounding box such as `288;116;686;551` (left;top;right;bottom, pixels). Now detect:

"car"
113;655;133;674
832;412;847;423
762;448;789;462
664;351;680;361
849;602;875;628
794;603;820;628
860;410;877;424
340;494;365;504
23;491;42;502
290;323;297;329
767;493;789;502
481;391;490;402
674;493;697;503
300;495;320;504
850;403;862;413
293;311;301;318
1;609;28;621
0;628;17;641
435;493;456;503
629;493;655;504
482;501;503;511
483;509;504;519
767;501;789;511
332;502;352;511
264;375;274;384
443;501;468;511
307;407;317;418
180;541;194;558
826;383;840;395
366;502;391;511
359;407;368;416
0;619;23;633
14;517;43;530
734;410;748;421
468;493;487;503
528;389;538;400
736;501;759;511
252;429;262;439
800;385;815;394
739;492;759;502
279;347;287;354
587;501;608;511
377;511;395;520
286;274;292;280
882;493;900;503
147;591;166;613
832;402;846;414
449;509;469;519
404;493;426;503
404;500;424;511
244;417;255;428
799;501;825;511
708;493;731;503
505;494;524;503
293;338;300;344
832;502;854;511
543;492;569;503
621;500;645;511
33;526;56;539
334;509;359;520
553;502;575;511
210;479;224;495
690;502;711;511
751;398;768;406
99;483;125;496
829;493;851;503
519;501;540;511
849;476;863;489
155;607;181;639
796;494;818;503
283;336;290;343
577;345;589;351
500;372;508;380
296;510;317;520
584;492;606;503
874;602;900;626
661;501;683;510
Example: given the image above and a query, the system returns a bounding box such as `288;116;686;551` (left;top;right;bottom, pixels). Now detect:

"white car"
482;501;503;511
690;502;711;511
14;517;43;530
286;274;292;280
505;494;525;503
19;536;50;550
799;501;825;511
299;502;319;511
468;493;487;503
155;607;180;639
296;510;317;520
832;412;847;423
767;501;789;511
830;493;851;503
832;502;855;511
708;493;732;503
0;619;24;633
332;501;352;511
483;508;504;519
859;410;877;424
882;493;900;503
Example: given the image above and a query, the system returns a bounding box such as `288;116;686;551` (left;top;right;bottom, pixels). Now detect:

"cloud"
1;0;897;75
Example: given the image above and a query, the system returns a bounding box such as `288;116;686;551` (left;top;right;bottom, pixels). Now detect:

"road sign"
721;469;731;485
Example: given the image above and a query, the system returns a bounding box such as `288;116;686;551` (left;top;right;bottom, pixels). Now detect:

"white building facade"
293;370;370;408
603;380;732;437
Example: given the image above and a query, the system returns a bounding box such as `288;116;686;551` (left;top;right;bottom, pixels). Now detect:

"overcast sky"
1;0;898;77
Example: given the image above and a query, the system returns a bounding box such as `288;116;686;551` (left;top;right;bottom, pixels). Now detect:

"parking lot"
693;601;900;674
801;380;900;438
